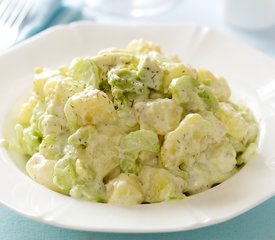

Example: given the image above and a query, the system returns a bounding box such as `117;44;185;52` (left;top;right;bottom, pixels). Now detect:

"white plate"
0;22;275;233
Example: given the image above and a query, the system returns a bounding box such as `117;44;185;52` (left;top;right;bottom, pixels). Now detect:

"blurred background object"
222;0;275;31
0;0;83;51
0;0;33;50
84;0;180;18
1;0;275;57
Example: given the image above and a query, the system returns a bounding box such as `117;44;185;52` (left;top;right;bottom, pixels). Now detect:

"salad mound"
15;39;258;205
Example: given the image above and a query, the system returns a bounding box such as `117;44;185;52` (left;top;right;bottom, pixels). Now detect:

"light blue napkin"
17;0;83;43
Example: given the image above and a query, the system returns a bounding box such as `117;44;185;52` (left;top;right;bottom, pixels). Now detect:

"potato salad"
15;39;258;205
